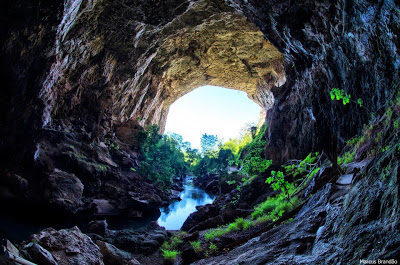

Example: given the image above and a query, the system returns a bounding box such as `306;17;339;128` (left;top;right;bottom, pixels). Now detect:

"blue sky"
164;85;262;150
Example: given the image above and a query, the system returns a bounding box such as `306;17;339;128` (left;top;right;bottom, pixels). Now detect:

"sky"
164;85;262;150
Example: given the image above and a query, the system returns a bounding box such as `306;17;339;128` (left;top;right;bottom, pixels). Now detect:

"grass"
204;217;255;241
252;196;301;222
162;235;184;250
204;228;226;241
160;232;187;262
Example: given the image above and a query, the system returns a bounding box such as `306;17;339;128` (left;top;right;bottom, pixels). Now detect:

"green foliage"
226;222;239;233
330;88;363;107
394;119;400;129
338;150;355;165
204;217;254;243
239;124;272;176
357;98;363;107
161;249;179;263
266;171;294;201
330;88;351;105
252;196;300;222
251;196;281;220
138;125;188;190
208;243;218;254
95;164;107;171
204;228;225;241
191;144;234;176
110;142;120;150
190;241;202;253
184;148;201;167
68;151;87;160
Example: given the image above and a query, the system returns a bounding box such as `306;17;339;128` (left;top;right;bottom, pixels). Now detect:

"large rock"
181;204;219;231
28;226;104;265
104;223;168;254
24;242;58;265
96;241;140;265
43;169;84;213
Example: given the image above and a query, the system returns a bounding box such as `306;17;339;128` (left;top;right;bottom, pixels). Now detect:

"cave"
1;0;399;264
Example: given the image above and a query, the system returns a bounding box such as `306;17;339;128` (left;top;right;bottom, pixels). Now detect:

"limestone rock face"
35;0;284;131
228;0;400;162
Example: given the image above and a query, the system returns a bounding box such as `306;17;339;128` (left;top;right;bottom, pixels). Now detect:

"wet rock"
96;241;140;265
27;226;104;265
304;167;334;199
188;215;224;234
169;189;181;201
181;204;219;231
128;210;143;218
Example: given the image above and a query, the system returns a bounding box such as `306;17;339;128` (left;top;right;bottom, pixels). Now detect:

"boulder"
24;242;58;265
188;215;224;233
87;220;109;236
92;199;120;216
105;224;168;254
96;241;140;265
181;204;219;231
43;169;84;213
28;226;104;265
205;180;219;194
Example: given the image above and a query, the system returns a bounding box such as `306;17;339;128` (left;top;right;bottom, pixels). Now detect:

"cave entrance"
164;85;263;150
119;12;286;133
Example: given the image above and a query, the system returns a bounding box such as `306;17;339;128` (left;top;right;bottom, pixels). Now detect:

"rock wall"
32;0;284;132
228;0;400;163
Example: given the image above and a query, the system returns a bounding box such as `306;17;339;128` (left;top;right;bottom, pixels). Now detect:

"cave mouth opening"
164;85;263;150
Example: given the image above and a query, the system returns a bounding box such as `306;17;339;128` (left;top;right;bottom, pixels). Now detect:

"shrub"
209;243;218;254
338;150;355;165
252;196;300;221
252;196;281;220
190;241;202;253
162;249;179;263
226;222;239;233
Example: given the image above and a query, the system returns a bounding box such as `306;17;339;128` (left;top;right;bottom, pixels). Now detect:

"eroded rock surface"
230;0;400;163
25;226;104;265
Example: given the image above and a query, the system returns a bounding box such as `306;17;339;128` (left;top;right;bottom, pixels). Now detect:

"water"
157;176;215;230
0;176;213;242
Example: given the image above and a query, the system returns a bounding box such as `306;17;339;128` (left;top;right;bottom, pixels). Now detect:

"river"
157;176;215;230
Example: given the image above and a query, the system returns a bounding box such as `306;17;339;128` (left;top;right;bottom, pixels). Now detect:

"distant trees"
137;125;189;190
200;134;218;155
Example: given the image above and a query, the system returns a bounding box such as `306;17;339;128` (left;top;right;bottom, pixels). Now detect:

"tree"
138;126;189;190
200;134;218;155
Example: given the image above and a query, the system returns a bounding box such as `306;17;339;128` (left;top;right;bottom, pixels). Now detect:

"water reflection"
157;176;215;230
